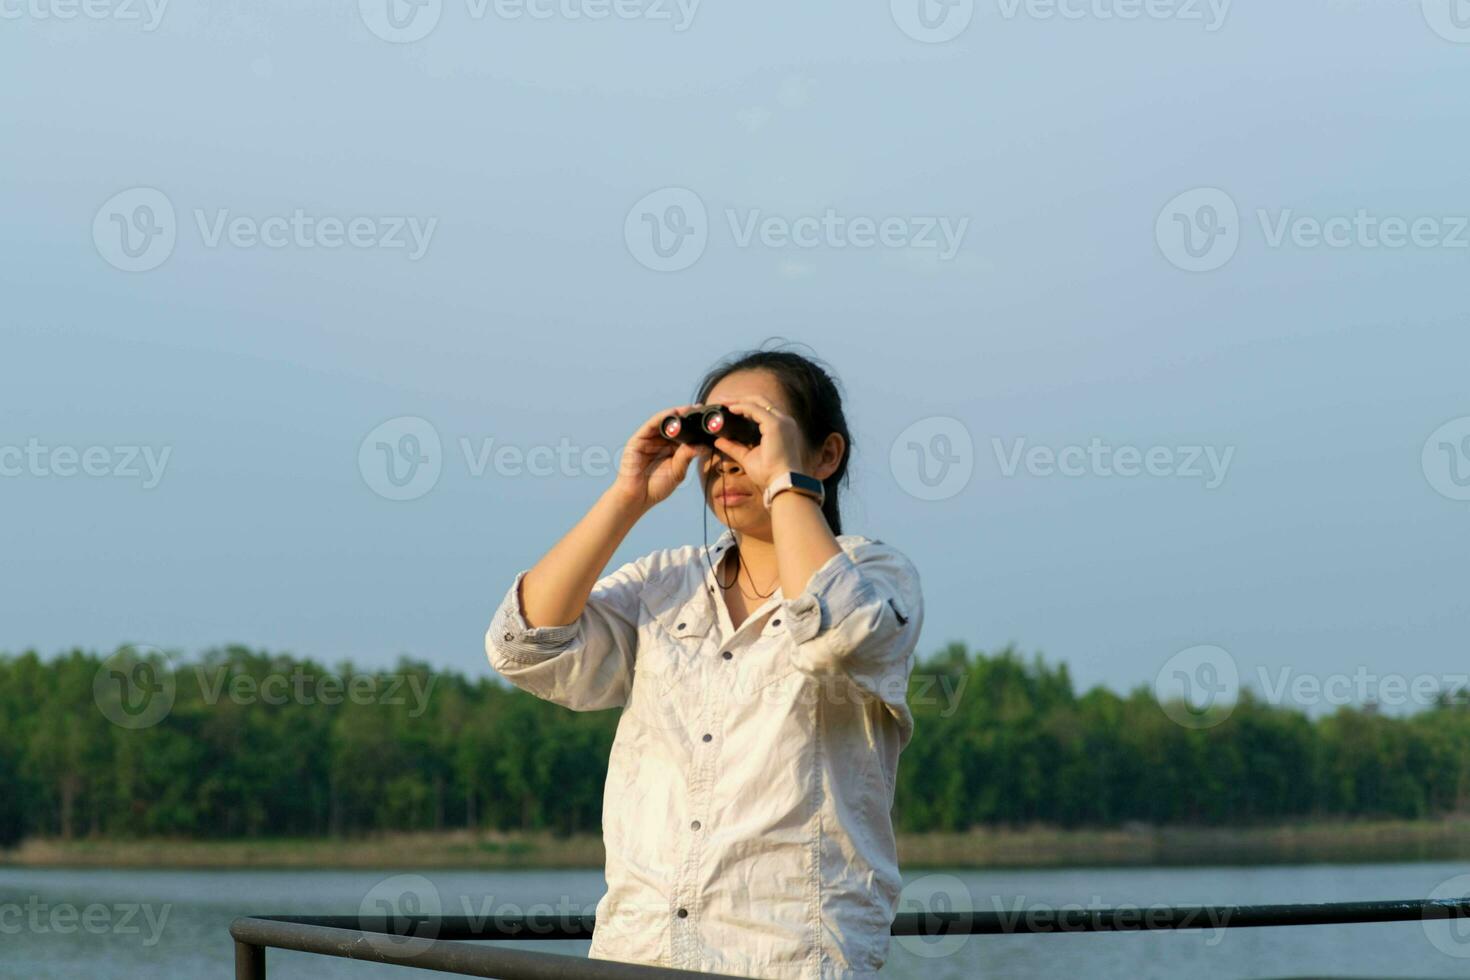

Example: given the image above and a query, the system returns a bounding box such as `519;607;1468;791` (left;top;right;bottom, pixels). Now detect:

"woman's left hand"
710;397;807;497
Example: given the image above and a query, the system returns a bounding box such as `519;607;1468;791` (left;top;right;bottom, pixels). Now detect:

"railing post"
235;940;265;980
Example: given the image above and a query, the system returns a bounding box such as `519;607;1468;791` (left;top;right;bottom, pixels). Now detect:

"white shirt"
486;526;925;979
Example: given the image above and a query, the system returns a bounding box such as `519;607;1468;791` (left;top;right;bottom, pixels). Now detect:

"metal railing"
231;897;1470;979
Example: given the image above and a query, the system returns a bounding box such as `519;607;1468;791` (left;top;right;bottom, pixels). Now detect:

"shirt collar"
701;528;738;595
701;528;786;627
707;527;738;559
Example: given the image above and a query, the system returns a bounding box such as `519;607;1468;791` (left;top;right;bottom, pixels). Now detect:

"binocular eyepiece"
659;404;762;448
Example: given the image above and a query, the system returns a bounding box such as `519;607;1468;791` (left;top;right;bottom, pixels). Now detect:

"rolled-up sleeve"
485;557;648;711
779;540;924;737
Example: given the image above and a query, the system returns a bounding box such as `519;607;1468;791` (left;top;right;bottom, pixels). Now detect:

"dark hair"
692;341;852;535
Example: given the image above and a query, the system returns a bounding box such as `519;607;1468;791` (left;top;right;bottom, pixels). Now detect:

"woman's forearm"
770;490;843;599
518;486;651;628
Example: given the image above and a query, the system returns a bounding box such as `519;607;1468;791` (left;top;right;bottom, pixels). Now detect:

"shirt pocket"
735;619;803;704
635;582;716;698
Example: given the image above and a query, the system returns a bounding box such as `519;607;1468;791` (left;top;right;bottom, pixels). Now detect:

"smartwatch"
762;472;826;510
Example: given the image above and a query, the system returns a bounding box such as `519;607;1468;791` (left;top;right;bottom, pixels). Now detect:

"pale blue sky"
3;0;1468;712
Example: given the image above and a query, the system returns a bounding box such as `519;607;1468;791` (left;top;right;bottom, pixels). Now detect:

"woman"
486;347;925;979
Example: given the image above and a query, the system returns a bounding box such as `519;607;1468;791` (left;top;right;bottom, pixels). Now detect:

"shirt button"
701;733;712;742
690;820;701;830
503;632;513;641
771;618;782;627
677;622;686;631
721;651;732;660
676;908;689;918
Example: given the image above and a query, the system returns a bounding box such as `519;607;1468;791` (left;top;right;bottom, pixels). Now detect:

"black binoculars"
659;404;762;448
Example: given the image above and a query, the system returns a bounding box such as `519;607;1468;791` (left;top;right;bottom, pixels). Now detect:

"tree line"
0;642;1466;848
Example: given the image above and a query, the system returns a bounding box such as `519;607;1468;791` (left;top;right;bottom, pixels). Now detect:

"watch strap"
763;471;825;510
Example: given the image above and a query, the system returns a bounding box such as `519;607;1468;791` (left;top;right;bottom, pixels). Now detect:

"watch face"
790;473;823;494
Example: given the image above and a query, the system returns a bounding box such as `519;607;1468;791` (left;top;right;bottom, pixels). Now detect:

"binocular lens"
658;405;760;447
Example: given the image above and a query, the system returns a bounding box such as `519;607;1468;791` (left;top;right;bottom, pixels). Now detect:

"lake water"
3;861;1469;979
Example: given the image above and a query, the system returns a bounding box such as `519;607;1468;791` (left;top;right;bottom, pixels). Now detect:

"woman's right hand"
611;404;712;512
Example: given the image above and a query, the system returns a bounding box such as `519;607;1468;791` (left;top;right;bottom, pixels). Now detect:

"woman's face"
698;369;806;533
